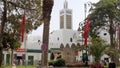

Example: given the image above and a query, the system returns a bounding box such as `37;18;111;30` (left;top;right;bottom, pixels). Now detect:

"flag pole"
84;3;88;66
21;10;27;68
20;1;27;67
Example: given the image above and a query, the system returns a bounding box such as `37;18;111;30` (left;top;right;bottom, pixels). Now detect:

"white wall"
98;29;110;44
49;29;81;49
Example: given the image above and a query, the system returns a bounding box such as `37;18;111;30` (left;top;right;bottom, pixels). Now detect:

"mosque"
3;0;112;65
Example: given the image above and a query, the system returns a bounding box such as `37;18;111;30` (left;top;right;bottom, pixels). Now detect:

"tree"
88;0;120;48
42;0;54;67
2;33;21;65
0;0;42;66
89;37;108;66
105;46;119;64
104;40;119;65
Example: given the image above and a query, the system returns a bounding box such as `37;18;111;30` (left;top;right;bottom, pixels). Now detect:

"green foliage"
3;66;36;68
2;33;21;50
90;37;108;63
88;0;120;38
0;0;42;50
0;0;43;67
0;0;42;36
0;0;43;37
87;0;120;64
54;58;65;67
48;60;54;66
13;42;21;50
49;58;65;67
104;46;119;62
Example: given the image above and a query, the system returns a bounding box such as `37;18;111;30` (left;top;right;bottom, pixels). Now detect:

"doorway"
28;56;34;65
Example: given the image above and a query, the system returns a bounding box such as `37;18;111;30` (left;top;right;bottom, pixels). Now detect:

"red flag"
21;13;25;42
83;19;89;46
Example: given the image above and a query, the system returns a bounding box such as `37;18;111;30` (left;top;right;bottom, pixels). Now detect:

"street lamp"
78;21;89;64
83;2;92;66
84;2;93;17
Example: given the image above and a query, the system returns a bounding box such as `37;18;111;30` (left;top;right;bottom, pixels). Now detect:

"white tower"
60;0;72;29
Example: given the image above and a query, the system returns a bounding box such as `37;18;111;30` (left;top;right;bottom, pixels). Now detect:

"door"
28;56;34;65
6;54;10;65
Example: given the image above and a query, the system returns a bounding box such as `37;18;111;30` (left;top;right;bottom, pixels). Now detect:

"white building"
97;27;110;44
49;0;84;62
49;29;82;49
49;0;83;48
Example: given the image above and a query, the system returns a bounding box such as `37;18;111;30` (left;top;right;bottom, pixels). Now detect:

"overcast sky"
29;0;99;36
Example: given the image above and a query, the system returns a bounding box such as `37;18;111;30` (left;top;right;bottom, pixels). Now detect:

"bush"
49;58;65;67
54;58;65;67
48;60;54;66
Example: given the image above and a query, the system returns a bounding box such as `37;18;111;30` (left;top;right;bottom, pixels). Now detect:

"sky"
29;0;99;36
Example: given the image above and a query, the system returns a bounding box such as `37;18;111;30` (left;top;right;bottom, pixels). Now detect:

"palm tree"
89;37;108;66
42;0;54;67
104;40;119;65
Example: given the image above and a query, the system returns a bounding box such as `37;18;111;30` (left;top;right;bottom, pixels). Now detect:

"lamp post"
83;2;92;66
79;21;88;65
84;2;92;18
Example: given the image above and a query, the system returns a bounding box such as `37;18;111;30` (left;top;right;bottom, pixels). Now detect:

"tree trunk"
0;45;3;67
42;0;54;67
42;15;51;67
11;49;14;65
109;19;114;48
109;19;118;64
0;0;7;67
